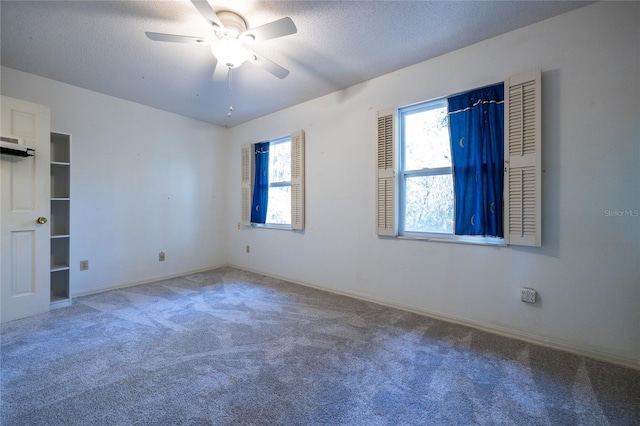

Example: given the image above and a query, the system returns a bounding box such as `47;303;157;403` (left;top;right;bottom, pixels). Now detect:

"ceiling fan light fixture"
146;2;296;81
222;28;240;39
242;33;256;44
211;39;250;68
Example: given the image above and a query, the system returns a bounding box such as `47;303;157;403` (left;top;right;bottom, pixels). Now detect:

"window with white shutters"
241;130;305;230
376;69;541;247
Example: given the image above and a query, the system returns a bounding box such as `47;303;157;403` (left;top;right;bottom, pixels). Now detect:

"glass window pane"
404;174;453;233
266;186;291;225
403;106;450;170
269;141;291;183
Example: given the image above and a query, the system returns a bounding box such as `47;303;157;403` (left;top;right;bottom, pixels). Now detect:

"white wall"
1;68;230;295
227;2;640;367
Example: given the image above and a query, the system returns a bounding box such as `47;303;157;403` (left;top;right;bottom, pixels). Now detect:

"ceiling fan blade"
242;17;297;42
190;0;224;29
212;60;229;81
248;51;289;79
145;32;210;44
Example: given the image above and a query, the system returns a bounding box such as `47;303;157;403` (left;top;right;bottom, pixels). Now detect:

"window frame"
264;135;292;228
398;99;455;238
398;98;504;245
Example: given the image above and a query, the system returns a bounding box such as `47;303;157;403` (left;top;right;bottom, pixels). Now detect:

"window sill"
252;223;293;231
398;233;506;247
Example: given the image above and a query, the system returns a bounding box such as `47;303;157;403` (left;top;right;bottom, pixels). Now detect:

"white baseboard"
230;264;640;371
71;264;228;299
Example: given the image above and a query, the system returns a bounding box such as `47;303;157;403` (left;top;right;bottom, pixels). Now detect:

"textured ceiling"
1;1;591;127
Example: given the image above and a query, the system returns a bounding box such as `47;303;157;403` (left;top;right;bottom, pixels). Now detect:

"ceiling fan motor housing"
216;11;248;38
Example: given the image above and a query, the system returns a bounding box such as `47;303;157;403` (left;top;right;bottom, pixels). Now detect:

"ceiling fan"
145;0;297;81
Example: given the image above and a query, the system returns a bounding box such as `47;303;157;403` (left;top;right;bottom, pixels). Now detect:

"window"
377;69;541;246
265;137;291;225
399;100;454;235
241;130;305;230
399;93;504;241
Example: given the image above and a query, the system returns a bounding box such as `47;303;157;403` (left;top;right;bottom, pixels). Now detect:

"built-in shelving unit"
50;132;71;309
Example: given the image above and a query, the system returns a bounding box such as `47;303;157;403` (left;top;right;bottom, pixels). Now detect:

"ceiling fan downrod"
228;68;234;118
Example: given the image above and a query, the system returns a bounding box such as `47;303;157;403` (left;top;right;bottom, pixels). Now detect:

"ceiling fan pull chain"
228;67;234;118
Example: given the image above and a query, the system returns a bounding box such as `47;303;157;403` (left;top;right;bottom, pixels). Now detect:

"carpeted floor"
1;267;638;425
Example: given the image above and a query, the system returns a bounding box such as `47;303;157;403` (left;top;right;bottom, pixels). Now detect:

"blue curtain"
251;142;270;224
448;83;504;237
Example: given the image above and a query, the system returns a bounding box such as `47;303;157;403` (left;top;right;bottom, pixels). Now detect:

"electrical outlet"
80;260;89;271
246;245;250;253
521;287;537;303
159;251;165;262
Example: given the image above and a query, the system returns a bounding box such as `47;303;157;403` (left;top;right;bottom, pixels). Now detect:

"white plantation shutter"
290;130;305;230
504;69;542;246
377;108;397;236
241;143;253;226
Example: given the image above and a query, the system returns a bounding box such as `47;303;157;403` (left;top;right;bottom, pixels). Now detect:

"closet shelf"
51;264;70;272
50;132;71;309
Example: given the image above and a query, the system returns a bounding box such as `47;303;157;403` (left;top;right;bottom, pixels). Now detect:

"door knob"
36;217;47;224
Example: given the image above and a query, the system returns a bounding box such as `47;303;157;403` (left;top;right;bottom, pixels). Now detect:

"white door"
1;96;51;323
